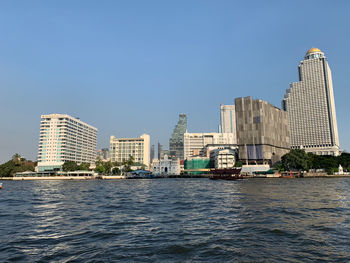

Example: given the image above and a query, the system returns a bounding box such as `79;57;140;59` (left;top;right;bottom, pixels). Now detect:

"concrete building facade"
37;114;98;172
109;134;150;167
183;132;236;160
283;48;340;156
220;104;236;134
151;155;181;176
235;97;290;165
210;148;236;169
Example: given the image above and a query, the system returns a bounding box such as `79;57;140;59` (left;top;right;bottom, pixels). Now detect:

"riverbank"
2;173;350;180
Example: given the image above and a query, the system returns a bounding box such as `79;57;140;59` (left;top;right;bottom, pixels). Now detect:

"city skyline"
1;1;350;162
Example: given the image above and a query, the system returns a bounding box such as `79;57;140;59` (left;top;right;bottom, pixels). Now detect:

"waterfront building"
210;148;237;169
169;114;187;160
283;48;340;156
220;104;237;135
109;134;150;167
235;96;290;165
37;114;98;172
183;157;211;175
151;155;181;176
183;132;236;160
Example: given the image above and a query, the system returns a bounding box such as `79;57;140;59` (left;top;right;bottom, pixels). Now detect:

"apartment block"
109;134;150;167
37;114;98;172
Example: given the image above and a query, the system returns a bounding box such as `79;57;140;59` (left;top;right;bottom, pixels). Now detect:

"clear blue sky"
1;0;350;162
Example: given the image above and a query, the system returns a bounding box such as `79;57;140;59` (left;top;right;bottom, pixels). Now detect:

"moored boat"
209;168;243;180
0;183;2;189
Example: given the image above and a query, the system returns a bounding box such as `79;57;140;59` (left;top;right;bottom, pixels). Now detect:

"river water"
0;178;350;262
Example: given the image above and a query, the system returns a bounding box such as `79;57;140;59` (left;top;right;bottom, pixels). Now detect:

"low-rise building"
152;155;181;176
210;148;236;169
184;132;236;160
183;157;211;175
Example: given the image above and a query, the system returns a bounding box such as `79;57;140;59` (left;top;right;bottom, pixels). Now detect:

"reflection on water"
1;178;350;262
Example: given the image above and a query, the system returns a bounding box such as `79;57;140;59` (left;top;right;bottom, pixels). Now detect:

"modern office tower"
169;114;187;160
235;97;290;165
283;47;340;156
37;114;98;172
109;134;150;167
150;144;155;162
183;132;236;159
157;142;162;159
220;105;236;134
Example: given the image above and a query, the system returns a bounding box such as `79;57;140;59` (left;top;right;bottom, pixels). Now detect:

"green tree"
0;154;35;177
62;161;79;172
103;161;113;174
234;161;243;167
95;165;106;174
281;149;310;171
78;163;90;171
274;163;284;172
112;167;120;175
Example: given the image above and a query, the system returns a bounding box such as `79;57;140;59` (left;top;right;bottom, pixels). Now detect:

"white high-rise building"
283;48;340;156
109;134;150;167
184;132;236;159
37;114;98;172
220;105;236;134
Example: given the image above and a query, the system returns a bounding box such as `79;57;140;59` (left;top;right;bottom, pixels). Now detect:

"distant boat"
209;168;243;180
280;171;303;178
125;170;153;179
0;183;2;189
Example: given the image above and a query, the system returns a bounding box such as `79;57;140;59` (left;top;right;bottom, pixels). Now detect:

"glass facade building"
169;114;187;160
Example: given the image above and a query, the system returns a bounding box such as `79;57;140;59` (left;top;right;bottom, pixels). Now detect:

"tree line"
63;155;146;175
0;154;36;177
0;154;145;177
277;149;350;174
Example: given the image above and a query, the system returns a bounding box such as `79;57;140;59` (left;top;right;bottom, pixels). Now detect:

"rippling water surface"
1;178;350;262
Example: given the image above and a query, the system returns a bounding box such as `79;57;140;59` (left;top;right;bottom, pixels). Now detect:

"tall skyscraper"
150;144;155;162
157;142;162;160
37;114;98;172
283;48;340;156
235;97;290;165
109;134;150;167
220;105;236;134
169;114;187;160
